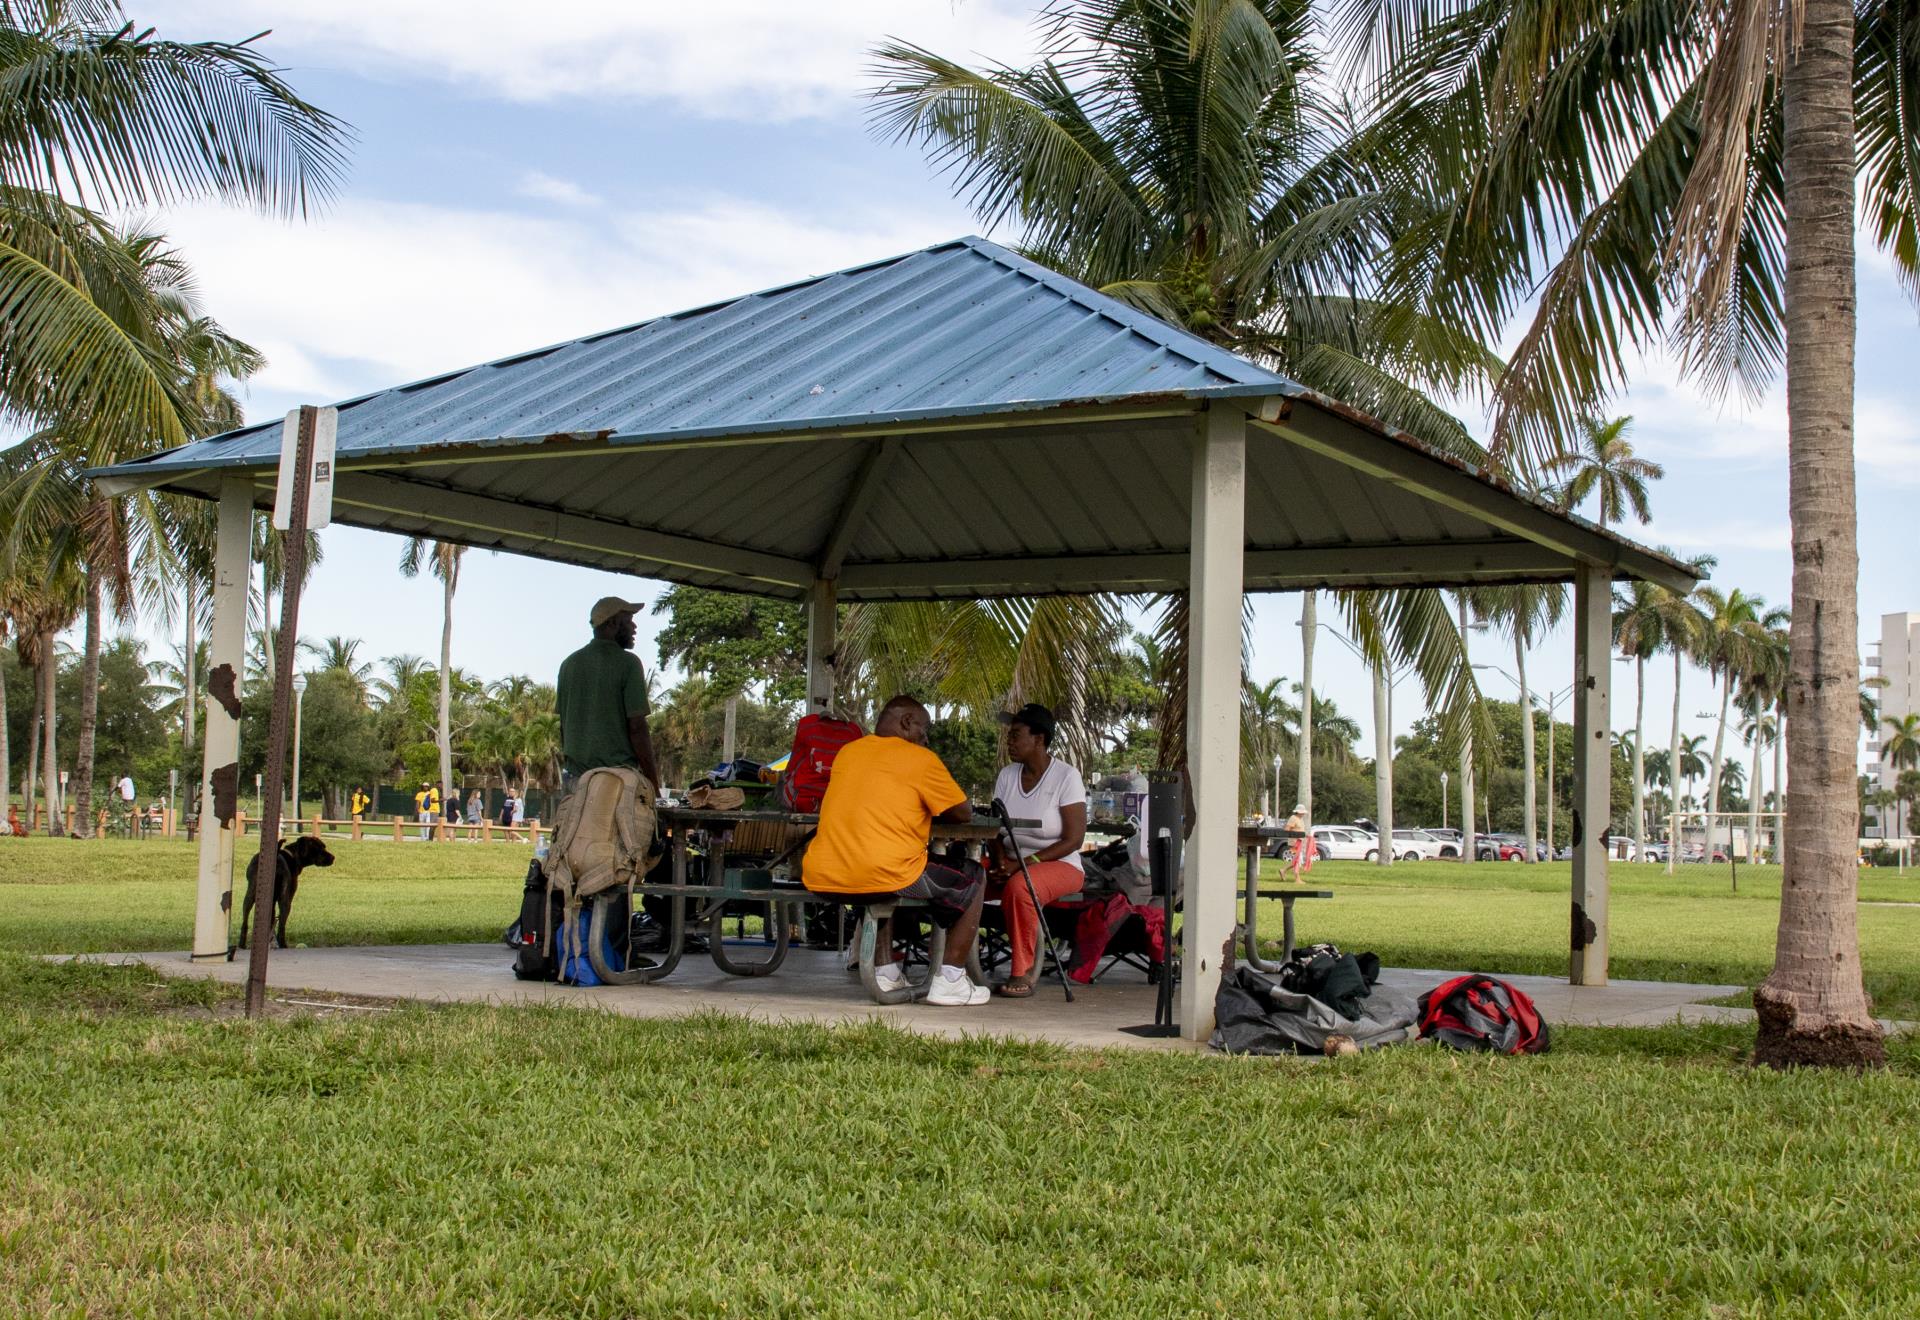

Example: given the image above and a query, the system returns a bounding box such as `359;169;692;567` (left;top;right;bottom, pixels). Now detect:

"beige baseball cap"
589;596;643;628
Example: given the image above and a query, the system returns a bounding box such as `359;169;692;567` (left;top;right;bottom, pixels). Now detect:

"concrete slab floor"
91;943;1764;1052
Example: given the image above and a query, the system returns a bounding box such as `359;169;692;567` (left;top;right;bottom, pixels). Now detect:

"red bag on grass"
1417;974;1550;1054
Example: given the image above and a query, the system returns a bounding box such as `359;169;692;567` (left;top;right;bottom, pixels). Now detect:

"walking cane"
990;797;1074;1003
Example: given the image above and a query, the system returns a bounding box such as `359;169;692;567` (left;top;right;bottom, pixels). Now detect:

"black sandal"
993;977;1037;998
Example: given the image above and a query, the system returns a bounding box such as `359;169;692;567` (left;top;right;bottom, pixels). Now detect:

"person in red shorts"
987;703;1087;997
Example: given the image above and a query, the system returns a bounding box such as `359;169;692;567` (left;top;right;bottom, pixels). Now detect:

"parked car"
1476;833;1530;861
1422;827;1463;858
1272;824;1378;861
1390;828;1448;861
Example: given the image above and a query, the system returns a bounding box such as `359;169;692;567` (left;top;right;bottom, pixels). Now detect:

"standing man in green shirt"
557;597;660;791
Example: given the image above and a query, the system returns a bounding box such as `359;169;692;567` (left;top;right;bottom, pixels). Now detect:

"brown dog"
228;836;335;958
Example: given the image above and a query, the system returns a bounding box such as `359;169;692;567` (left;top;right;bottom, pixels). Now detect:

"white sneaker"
873;962;908;992
925;971;989;1007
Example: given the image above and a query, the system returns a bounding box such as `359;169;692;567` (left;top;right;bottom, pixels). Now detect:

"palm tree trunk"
183;579;196;751
24;666;40;831
1298;592;1315;824
1749;732;1763;861
1515;630;1536;861
1669;647;1684;862
0;641;9;825
1772;722;1784;852
1756;0;1883;1066
1372;658;1392;866
437;571;455;816
72;572;101;836
39;630;58;837
1707;673;1730;846
1457;596;1475;860
1633;655;1647;857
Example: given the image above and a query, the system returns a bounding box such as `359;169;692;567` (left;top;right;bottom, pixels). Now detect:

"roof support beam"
816;437;902;578
1253;403;1697;592
1180;404;1247;1041
834;540;1576;595
332;475;814;590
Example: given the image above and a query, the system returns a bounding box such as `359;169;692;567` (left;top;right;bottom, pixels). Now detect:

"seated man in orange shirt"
803;694;988;1007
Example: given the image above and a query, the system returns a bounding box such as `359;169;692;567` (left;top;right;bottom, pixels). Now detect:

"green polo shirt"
556;638;650;778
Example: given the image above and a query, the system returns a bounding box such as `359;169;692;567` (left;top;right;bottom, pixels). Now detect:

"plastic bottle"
1125;766;1151;870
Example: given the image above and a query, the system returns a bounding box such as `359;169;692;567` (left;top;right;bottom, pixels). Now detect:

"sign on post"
273;405;336;530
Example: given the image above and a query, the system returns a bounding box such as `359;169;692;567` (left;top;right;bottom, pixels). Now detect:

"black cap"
998;702;1057;743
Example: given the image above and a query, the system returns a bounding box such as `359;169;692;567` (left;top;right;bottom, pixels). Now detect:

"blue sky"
119;1;1920;775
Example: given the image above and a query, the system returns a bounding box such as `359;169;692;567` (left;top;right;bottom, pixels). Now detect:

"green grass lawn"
5;838;1920;1016
3;954;1918;1316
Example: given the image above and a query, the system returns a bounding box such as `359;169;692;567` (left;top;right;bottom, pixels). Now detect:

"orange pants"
996;859;1084;979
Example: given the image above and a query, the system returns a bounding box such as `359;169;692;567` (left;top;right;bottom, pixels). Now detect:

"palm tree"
1862;675;1890;733
1676;734;1710;815
302;635;373;700
872;0;1501;789
872;1;1502;443
0;5;345;462
1882;714;1920;839
1470;583;1566;861
399;540;466;810
1344;0;1905;1065
1695;587;1785;850
1543;416;1664;530
1613;565;1712;857
1239;675;1296;816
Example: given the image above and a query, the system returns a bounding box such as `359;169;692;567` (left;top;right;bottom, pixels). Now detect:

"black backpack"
505;857;561;981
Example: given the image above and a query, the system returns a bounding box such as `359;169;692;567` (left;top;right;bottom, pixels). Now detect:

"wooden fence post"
351;815;363;841
236;810;247;839
95;809;107;839
64;803;75;834
392;815;403;843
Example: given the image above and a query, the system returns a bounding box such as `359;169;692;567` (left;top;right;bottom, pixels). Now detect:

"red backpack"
776;714;865;813
1417;975;1551;1054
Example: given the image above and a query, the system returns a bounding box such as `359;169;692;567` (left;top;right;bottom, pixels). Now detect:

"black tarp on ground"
1209;966;1421;1055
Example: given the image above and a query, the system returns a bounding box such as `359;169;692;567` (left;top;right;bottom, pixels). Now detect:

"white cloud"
1637;517;1790;555
515;170;600;208
146;0;1041;120
160;194;970;406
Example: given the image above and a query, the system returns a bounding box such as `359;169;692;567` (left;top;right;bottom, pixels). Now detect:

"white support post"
192;475;253;960
805;577;837;716
1178;404;1247;1041
1570;561;1612;984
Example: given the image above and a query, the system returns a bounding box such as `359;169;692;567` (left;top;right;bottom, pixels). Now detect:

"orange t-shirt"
802;735;968;894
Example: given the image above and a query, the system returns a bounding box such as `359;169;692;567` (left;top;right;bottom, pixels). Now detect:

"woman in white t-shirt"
989;702;1087;997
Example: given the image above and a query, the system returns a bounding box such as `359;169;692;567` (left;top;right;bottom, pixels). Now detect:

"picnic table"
577;810;1333;998
581;806;1028;988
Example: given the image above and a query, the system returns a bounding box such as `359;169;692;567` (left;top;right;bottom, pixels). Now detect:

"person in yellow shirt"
804;695;987;1007
350;787;371;820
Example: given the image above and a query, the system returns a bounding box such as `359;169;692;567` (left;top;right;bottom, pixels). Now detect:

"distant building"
1865;611;1920;793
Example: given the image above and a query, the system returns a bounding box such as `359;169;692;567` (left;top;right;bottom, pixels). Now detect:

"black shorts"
817;861;984;928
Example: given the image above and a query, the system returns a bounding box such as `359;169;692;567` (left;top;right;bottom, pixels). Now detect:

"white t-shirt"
117;776;135;802
993;758;1087;873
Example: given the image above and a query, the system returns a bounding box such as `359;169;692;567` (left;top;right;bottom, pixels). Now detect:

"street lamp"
1440;769;1449;831
291;672;309;826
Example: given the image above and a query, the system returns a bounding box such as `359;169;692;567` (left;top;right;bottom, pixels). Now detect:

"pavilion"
98;235;1700;1041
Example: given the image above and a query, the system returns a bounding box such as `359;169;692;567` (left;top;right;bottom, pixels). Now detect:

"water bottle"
1125;767;1151;870
534;838;549;863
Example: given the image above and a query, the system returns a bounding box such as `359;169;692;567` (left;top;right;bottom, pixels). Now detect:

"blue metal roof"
94;233;1697;599
104;235;1297;476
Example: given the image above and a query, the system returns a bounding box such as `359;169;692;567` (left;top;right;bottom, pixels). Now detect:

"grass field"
3;953;1919;1316
5;836;1918;1016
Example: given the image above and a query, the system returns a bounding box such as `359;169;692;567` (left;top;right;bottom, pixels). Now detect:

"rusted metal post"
245;406;318;1018
193;476;253;960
